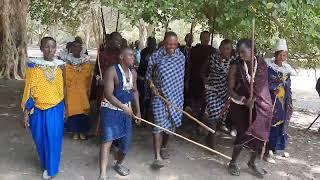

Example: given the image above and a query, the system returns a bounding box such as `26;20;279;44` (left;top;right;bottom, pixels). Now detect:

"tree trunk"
137;20;147;48
0;0;29;79
146;24;155;37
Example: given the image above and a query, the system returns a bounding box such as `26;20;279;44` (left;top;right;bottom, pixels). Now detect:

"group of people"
20;29;293;179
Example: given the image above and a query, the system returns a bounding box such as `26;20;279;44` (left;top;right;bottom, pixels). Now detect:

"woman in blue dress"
264;39;293;163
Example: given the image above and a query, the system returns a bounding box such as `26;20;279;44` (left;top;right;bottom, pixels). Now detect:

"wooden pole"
100;7;107;44
91;8;103;135
115;10;120;32
149;81;215;134
133;115;231;160
210;23;214;46
249;18;255;126
187;21;195;47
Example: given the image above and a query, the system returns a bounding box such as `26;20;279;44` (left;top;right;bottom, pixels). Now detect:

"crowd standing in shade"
20;29;294;179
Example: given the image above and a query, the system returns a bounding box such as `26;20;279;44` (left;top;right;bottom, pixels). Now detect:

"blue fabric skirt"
29;101;64;177
268;124;288;151
100;107;132;154
65;114;90;133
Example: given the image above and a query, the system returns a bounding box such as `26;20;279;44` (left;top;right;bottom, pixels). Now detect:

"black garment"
316;77;320;96
137;47;156;118
188;44;217;99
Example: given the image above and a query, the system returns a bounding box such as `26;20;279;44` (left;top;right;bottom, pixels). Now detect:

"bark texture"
0;0;29;79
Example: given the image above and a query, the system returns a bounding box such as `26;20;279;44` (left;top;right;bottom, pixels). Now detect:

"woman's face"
238;46;252;62
275;51;288;62
41;40;56;61
71;42;82;58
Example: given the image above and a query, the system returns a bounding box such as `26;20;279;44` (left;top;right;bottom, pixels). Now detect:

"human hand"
245;98;256;109
23;111;30;129
134;112;141;125
219;100;230;117
122;105;133;117
96;75;104;86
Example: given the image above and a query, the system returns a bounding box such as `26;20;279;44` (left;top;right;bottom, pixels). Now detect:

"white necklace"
118;64;133;90
243;58;258;83
39;63;58;82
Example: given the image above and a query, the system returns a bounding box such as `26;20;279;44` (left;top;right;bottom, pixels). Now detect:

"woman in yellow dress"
21;37;66;179
60;41;92;140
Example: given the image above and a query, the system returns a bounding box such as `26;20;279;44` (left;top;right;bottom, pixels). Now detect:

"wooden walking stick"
133;115;231;160
149;80;216;134
100;7;107;45
248;18;255;126
115;10;120;32
91;8;104;136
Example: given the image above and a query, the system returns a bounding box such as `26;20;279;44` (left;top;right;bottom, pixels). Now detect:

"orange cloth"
65;63;92;116
21;66;64;110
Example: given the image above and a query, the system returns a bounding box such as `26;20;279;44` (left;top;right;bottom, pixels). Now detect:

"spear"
249;18;255;126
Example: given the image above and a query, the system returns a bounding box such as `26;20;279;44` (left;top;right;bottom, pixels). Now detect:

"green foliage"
29;0;90;33
101;0;320;67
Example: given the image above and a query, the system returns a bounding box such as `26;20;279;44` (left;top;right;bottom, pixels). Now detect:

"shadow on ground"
0;80;319;180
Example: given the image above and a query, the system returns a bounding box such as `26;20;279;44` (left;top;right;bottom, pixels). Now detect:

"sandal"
79;133;87;140
228;162;240;176
263;154;276;164
151;159;165;169
97;176;107;180
42;170;52;180
247;162;267;179
283;152;290;158
73;133;79;140
113;164;130;176
160;148;170;160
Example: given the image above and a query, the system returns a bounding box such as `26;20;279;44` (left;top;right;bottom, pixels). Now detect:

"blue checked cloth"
146;47;185;133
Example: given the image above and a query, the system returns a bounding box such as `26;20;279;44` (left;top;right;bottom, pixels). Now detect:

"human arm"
145;53;159;95
104;66;133;116
62;65;68;117
21;67;35;128
287;75;293;119
228;64;244;102
200;56;210;85
132;70;141;123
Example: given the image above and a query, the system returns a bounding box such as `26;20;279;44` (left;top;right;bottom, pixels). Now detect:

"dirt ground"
0;78;320;180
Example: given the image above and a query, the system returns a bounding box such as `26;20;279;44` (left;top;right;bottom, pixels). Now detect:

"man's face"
200;33;210;45
164;36;178;55
121;49;134;66
41;40;56;60
185;34;193;47
109;35;122;49
220;44;232;59
71;42;82;58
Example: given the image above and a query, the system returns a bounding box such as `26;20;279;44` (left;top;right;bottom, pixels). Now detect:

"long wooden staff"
91;8;103;135
249;18;255;126
133;115;231;160
100;7;107;44
149;81;216;134
210;23;214;46
115;10;120;32
187;21;195;48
